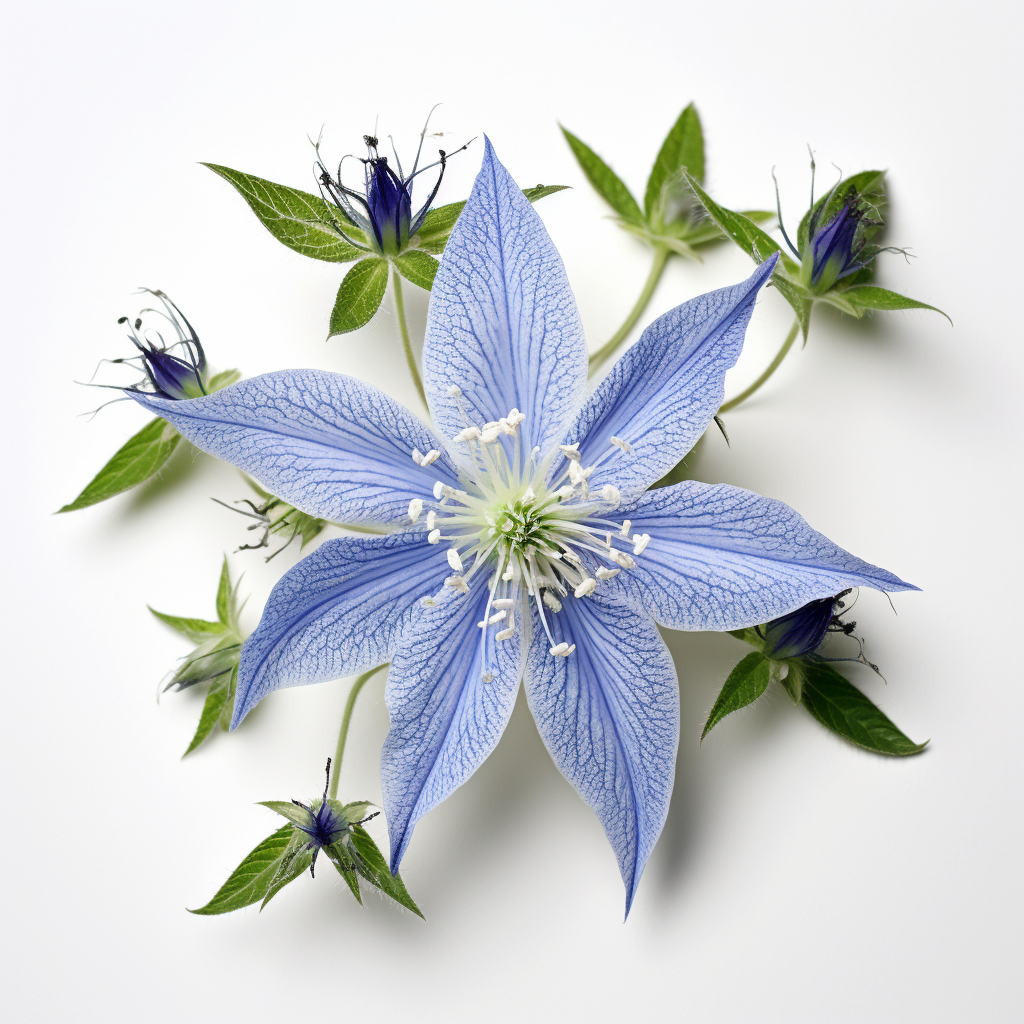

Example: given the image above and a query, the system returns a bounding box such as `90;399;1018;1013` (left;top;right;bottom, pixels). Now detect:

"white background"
4;1;1020;1020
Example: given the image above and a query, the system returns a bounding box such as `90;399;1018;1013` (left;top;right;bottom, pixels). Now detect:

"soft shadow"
118;440;207;516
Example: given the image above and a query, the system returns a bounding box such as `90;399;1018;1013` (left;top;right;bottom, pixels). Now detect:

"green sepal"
395;250;439;290
261;832;314;910
727;626;764;647
188;825;294;915
561;126;644;226
214;555;232;625
326;845;364;904
328;258;389;337
837;285;950;323
348;825;424;918
701;652;771;742
257;800;311;826
183;667;234;756
203;164;366;262
779;660;803;703
148;609;226;643
207;368;242;391
57;417;182;513
644;103;705;219
798;662;927;755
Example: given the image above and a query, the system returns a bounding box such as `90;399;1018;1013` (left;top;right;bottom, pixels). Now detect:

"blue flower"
130;140;916;915
115;290;209;400
290;761;352;877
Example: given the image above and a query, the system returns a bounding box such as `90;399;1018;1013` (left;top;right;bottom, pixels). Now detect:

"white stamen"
600;484;620;505
559;443;581;462
502;566;515;581
447;385;462;398
492;599;515;609
596;567;620;580
543;592;562;612
568;461;584;485
522;485;536;502
574;577;597;598
620;519;631;538
453;426;481;442
556;485;575;499
610;435;632;453
426;511;436;531
581;466;594;479
477;610;507;627
447;548;464;572
433;481;446;500
562;550;582;564
480;425;501;444
495;627;515;641
412;448;424;466
633;533;651;555
408;498;423;522
610;550;636;569
549;642;576;657
445;575;469;593
428;529;441;545
420;449;440;467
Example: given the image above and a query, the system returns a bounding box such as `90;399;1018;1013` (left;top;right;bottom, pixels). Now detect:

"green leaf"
521;184;570;202
701;653;771;742
257;800;313;827
645;103;705;218
684;173;786;266
203;164;366;262
772;275;815;339
183;670;233;756
215;555;232;625
207;368;242;392
261;834;314;909
395;250;439;290
416;201;464;242
561;126;644;226
57;418;182;512
839;285;950;323
148;608;226;643
798;662;927;756
188;826;293;915
349;826;424;918
328;258;389;337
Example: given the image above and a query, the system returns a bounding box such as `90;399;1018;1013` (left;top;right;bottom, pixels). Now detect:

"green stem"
328;665;387;799
588;246;670;375
391;270;427;410
718;318;801;415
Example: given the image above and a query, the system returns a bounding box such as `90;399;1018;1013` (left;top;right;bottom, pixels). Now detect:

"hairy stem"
391;270;427;409
588;245;670;375
329;665;388;799
718;318;801;415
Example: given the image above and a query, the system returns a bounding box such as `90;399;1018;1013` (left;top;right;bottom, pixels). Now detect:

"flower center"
406;390;651;670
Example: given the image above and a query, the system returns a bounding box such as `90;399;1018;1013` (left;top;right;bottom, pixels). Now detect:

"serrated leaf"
561;126;644;226
188;826;293;915
203;164;366;262
839;285;950;323
349;826;424;918
58;418;182;512
645;103;705;219
701;653;771;741
183;671;233;756
328;258;388;337
395;250;439;290
148;608;225;643
799;662;927;756
261;834;313;909
215;555;232;625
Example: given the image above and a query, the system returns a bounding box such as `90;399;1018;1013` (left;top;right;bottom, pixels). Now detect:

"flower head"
116;290;209;400
290;760;351;876
131;140;916;915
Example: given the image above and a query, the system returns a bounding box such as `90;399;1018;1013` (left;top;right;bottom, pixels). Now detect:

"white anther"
562;549;582;564
556;485;575;500
453;426;481;442
420;449;440;467
408;498;423;523
502;566;515;581
522;485;536;502
492;599;515;609
610;550;636;569
610;435;632;454
574;577;597;598
501;519;514;533
549;642;576;657
447;548;464;572
543;592;563;612
420;597;437;608
582;465;595;479
426;510;436;531
495;627;515;641
412;448;424;465
596;567;620;580
447;385;462;398
620;519;631;538
559;443;581;462
600;484;620;505
480;610;507;626
445;575;469;593
433;481;445;500
568;461;584;485
481;672;494;683
632;533;651;555
428;529;441;545
480;425;501;444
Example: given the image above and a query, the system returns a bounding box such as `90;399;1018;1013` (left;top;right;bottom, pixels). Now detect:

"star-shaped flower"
131;140;915;914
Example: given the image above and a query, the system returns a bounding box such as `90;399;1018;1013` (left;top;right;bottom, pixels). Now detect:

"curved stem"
588;246;670;376
391;270;428;410
328;664;388;799
718;318;801;415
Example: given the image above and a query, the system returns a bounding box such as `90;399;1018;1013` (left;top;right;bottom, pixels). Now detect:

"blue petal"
233;531;450;727
129;370;459;526
422;138;588;463
524;594;678;917
381;584;523;873
564;258;777;495
606;481;918;631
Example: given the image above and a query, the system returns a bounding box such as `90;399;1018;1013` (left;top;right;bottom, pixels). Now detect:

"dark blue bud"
808;198;867;290
761;596;839;660
365;156;413;256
